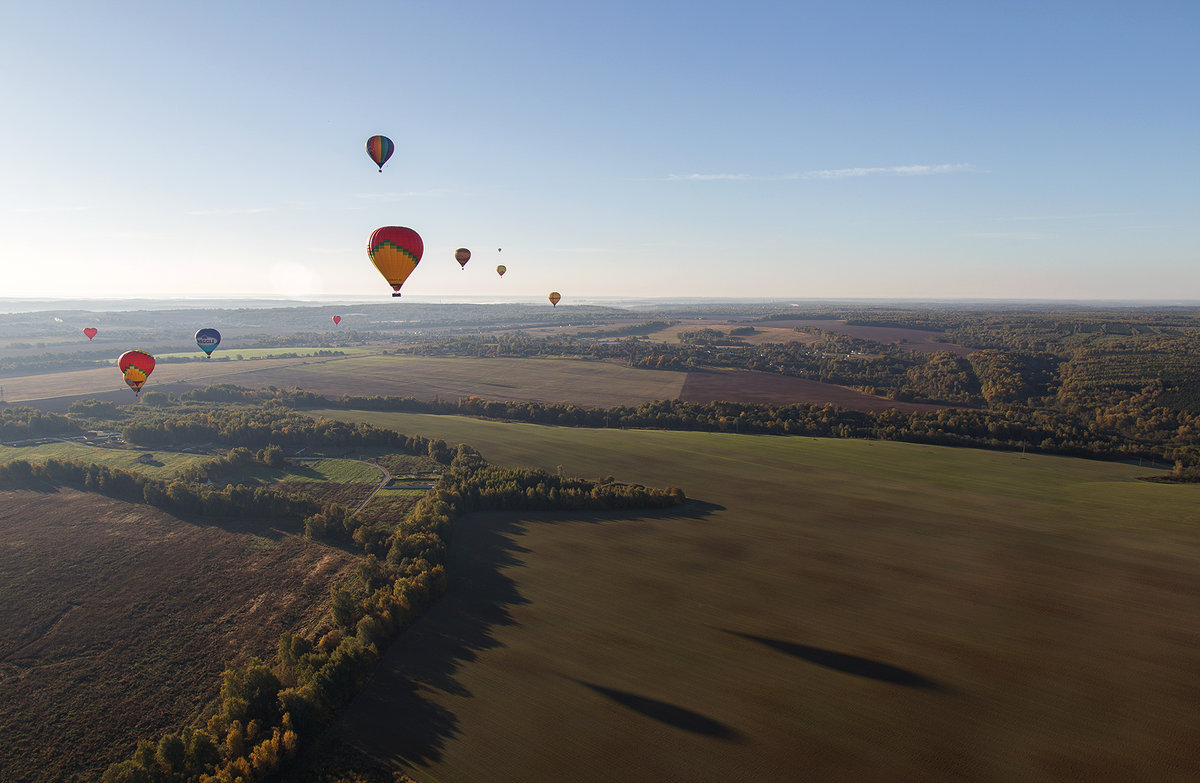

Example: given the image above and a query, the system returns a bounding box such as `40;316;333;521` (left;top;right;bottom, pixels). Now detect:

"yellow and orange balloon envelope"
548;291;561;307
496;264;506;278
118;350;155;395
368;227;424;297
455;248;471;270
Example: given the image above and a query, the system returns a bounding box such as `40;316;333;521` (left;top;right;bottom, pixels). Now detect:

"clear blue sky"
2;1;1197;301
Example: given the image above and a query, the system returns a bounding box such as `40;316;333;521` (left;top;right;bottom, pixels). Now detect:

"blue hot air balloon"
195;328;221;358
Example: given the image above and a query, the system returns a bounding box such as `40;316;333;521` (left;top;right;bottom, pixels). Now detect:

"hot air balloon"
366;135;394;172
195;328;221;358
332;315;342;325
118;350;155;396
83;328;98;340
548;292;561;307
455;248;471;270
368;226;424;297
496;264;506;278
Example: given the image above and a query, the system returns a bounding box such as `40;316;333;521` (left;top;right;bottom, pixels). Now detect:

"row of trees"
100;439;684;781
0;457;323;521
0;406;79;440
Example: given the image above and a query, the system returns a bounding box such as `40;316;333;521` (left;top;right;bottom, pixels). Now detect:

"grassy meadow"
0;441;208;479
320;408;1200;782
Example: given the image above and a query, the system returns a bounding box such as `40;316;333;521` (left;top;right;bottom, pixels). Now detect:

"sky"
1;1;1197;302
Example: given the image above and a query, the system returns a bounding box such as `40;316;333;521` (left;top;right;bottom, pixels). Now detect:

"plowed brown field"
0;488;355;782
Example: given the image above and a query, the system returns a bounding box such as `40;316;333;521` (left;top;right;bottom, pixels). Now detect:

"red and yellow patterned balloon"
368;227;424;297
455;248;471;270
548;291;561;307
118;350;155;395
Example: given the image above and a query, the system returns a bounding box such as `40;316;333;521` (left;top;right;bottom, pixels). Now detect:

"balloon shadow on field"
563;676;742;741
332;501;723;772
719;629;942;690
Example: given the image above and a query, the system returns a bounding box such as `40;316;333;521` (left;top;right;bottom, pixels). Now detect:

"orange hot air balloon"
83;328;98;340
332;315;342;325
118;350;155;395
368;226;424;296
548;291;561;307
455;248;471;270
496;264;506;278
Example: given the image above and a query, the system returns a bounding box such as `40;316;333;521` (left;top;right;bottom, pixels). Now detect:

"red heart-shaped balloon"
83;328;98;340
332;315;342;325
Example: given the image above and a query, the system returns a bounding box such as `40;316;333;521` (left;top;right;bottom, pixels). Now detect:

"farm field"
249;457;383;485
325;409;1200;782
756;318;971;355
199;355;689;408
0;488;356;782
679;369;946;411
0;441;208;479
0;353;345;403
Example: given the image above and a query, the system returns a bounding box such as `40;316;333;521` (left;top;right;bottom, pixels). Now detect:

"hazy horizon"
3;2;1197;300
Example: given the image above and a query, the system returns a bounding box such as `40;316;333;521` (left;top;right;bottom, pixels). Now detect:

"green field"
265;457;383;484
320;408;1200;782
0;441;208;479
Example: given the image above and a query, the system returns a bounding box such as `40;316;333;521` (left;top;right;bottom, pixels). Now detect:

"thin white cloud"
185;207;274;216
10;205;94;214
1004;211;1139;222
666;173;755;181
667;163;978;181
960;232;1039;239
806;163;977;179
353;189;451;200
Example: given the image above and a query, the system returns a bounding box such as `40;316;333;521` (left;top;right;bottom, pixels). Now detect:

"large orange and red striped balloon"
368;227;424;297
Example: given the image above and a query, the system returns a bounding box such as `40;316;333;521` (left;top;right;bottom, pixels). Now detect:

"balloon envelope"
118;350;155;395
366;135;394;171
195;328;221;357
368;227;424;296
496;265;506;277
332;315;342;325
83;328;98;340
548;291;561;307
455;248;471;269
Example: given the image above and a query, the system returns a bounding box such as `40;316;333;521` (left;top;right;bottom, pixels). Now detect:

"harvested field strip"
1;354;346;403
0;488;355;783
324;410;1200;783
175;355;688;408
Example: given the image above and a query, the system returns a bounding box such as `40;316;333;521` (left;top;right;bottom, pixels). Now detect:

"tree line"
96;438;683;781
